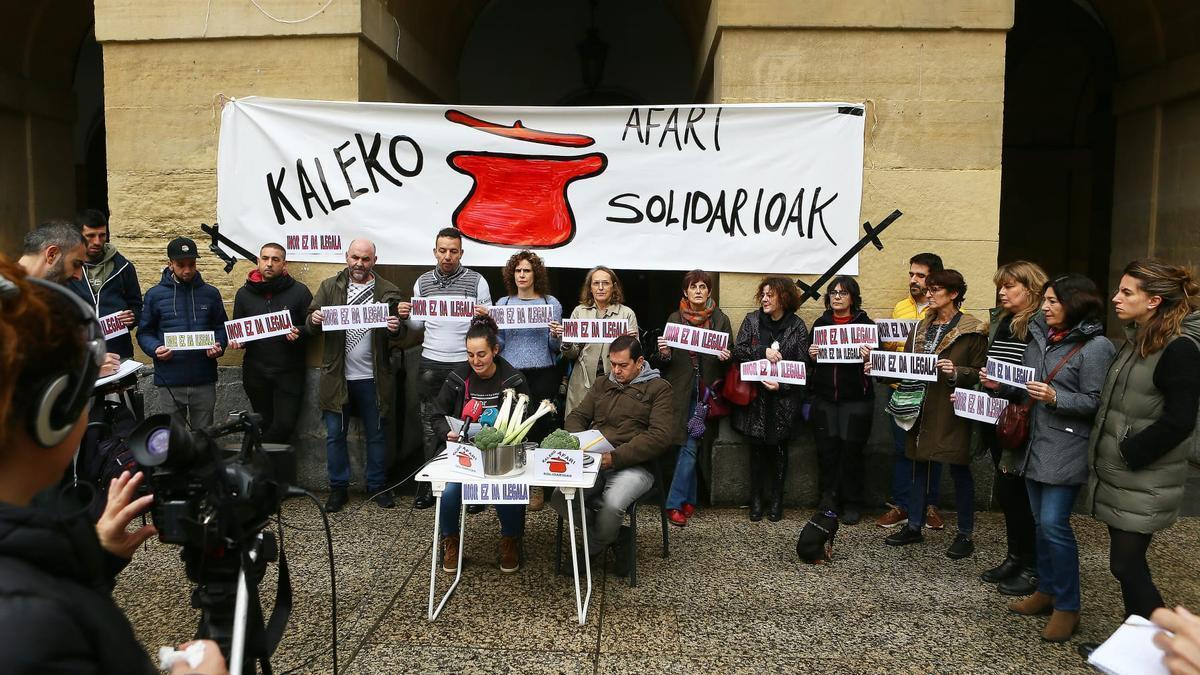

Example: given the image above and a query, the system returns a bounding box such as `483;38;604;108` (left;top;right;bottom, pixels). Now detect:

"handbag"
687;389;710;439
721;362;758;407
995;341;1087;451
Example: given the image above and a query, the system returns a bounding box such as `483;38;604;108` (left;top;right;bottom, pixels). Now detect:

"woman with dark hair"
805;275;874;524
430;315;531;574
977;260;1048;596
1089;259;1200;625
496;250;563;510
873;269;988;558
652;269;732;527
983;274;1115;642
562;265;639;414
732;276;809;522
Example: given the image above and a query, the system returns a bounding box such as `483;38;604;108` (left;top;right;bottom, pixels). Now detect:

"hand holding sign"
310;308;325;326
155;345;173;361
1026;381;1057;405
396;301;411;319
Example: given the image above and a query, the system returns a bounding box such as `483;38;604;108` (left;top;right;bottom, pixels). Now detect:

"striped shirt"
409;266;492;363
988;314;1029;365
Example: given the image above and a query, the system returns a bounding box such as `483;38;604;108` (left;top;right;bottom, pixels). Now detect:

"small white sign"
561;318;628;344
98;311;129;340
462;481;529;504
489;304;556;329
321;302;391;331
869;351;939;382
812;324;877;363
876;319;919;345
411;296;475;322
987;357;1035;390
527;448;585;481
952;388;1009;424
739;359;807;385
225;309;294;344
662;322;729;356
445;441;485;478
164;331;216;351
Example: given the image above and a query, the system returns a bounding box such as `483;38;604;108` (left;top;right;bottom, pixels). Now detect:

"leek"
494;388;516;433
502;399;556;445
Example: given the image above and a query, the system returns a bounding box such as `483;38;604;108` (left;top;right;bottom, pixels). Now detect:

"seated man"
553;335;676;567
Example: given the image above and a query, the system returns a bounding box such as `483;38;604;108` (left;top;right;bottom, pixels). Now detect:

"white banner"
462;481;529;504
489;303;556;329
662;322;728;356
561;318;627;343
739;359;807;385
164;331;216;351
812;324;878;363
527;448;584;481
321;303;390;331
217;97;866;274
987;357;1035;390
225;309;294;344
446;442;485;478
98;311;129;340
877;319;919;345
411;296;475;322
952;388;1009;424
869;351;938;382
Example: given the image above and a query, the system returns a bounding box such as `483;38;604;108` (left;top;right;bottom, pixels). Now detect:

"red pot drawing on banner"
445;110;607;248
455;448;474;468
548;459;568;473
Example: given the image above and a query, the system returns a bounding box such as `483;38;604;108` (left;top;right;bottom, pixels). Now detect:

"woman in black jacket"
805;276;875;525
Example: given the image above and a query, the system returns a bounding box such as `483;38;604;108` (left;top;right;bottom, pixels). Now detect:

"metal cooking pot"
482;441;533;476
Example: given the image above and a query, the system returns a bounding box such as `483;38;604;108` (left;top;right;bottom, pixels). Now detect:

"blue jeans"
666;396;699;511
907;461;973;534
1026;480;1082;611
324;378;388;493
438;483;526;538
890;420;941;511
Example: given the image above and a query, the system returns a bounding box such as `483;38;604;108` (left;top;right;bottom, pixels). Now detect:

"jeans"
161;383;216;431
324;378;388;493
890;420;941;511
553;465;653;556
243;369;304;444
1025;480;1082;611
419;358;463;460
666;395;699;511
438;483;525;538
907;461;973;534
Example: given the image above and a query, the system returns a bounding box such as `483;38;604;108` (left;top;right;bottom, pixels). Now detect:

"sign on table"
489;303;556;329
987;357;1035;389
812;324;877;362
561;318;627;343
739;359;807;385
164;331;216;351
462;481;529;504
446;441;485;478
527;448;585;481
321;303;391;331
225;309;293;344
662;322;728;356
411;296;475;322
869;351;938;382
876;319;919;346
98;312;129;340
952;388;1009;424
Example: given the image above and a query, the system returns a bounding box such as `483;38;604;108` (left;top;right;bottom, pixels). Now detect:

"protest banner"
410;296;476;322
462;481;530;505
953;388;1010;424
812;324;878;363
662;322;728;356
987;357;1035;389
98;311;129;340
217;98;866;274
164;331;217;351
876;319;919;346
320;302;391;331
739;359;807;385
489;303;556;329
869;351;939;382
561;318;627;344
224;309;294;344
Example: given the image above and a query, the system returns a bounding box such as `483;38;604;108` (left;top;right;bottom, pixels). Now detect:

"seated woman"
430;315;531;574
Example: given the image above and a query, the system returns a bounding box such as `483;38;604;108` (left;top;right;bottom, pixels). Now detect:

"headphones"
0;273;106;447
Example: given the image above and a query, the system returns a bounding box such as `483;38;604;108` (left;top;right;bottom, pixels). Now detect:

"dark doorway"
999;0;1116;287
74;27;108;214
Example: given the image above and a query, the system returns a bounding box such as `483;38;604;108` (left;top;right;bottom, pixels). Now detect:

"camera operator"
0;259;226;674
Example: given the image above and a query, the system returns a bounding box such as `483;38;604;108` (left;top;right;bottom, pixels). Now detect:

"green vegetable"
540;428;580;450
473;425;505;451
494;389;516;434
502;399;557;446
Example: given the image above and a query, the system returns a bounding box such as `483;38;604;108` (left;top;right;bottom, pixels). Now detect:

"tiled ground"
114;497;1200;674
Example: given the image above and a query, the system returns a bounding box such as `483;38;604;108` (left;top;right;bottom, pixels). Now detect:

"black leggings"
1109;527;1164;619
989;440;1037;566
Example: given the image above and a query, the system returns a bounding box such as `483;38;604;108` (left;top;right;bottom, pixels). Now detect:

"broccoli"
540;428;580;450
473;425;506;451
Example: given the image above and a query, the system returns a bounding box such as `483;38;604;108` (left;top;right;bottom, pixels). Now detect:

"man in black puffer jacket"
67;209;144;359
229;243;313;444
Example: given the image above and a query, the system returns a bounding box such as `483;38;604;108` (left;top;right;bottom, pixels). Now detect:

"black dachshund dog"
796;510;839;564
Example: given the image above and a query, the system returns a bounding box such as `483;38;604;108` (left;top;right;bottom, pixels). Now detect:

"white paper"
571;429;613;454
662;322;728;356
987;357;1035;390
462;481;529;504
444;415;484;438
94;360;143;389
98;311;129;339
561;319;627;344
812;324;877;350
876;319;919;345
527;448;585;480
869;351;938;382
1088;615;1169;675
163;331;216;351
739;359;807;385
411;296;475;322
445;441;485;478
489;304;556;329
952;388;1009;424
225;309;294;344
320;302;391;331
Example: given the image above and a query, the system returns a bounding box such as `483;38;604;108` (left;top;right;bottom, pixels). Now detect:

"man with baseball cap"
138;236;229;429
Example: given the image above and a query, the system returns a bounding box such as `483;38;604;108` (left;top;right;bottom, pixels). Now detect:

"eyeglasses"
828;290;850;298
925;286;944;295
591;280;612;288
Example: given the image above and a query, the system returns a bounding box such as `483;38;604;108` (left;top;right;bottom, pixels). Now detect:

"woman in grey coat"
983;274;1114;643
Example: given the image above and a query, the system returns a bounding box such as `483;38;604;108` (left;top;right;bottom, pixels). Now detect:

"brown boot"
1009;591;1054;616
442;534;459;573
499;536;521;573
1042;610;1080;642
527;487;545;512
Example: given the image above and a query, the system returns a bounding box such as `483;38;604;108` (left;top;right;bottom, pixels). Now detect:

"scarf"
679;297;715;327
1047;326;1070;344
345;277;376;353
